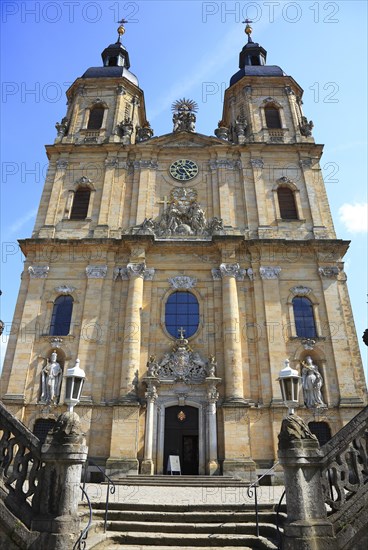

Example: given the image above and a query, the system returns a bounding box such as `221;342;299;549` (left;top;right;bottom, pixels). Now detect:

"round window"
165;291;199;338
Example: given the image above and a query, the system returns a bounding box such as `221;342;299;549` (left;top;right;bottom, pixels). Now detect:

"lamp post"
277;359;300;415
64;358;86;413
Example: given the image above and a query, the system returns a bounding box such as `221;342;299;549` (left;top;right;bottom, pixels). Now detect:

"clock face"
169;159;199;181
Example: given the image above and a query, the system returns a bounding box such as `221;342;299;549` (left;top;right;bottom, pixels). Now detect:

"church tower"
1;22;366;479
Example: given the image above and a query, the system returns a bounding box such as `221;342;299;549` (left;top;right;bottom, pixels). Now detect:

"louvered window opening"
70;188;90;220
265;107;282;128
278;187;298;219
87;106;104;129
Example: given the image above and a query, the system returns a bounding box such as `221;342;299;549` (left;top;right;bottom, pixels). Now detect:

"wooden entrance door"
164;406;199;475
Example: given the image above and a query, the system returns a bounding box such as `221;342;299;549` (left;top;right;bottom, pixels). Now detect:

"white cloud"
8;208;38;235
338;203;368;234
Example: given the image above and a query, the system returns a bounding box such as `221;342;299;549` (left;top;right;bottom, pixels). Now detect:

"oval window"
165;291;199;338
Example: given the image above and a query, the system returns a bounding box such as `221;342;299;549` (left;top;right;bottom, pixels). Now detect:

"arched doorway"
163;406;199;475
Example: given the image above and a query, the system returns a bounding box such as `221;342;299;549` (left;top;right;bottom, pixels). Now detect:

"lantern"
64;359;85;413
277;359;300;415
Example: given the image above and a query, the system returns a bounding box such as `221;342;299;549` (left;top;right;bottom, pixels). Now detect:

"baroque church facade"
1;23;366;478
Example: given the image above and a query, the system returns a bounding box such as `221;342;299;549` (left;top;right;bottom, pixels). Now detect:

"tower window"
87;105;104;130
108;57;118;66
165;291;199;338
277;187;298;219
265;106;282;129
70;187;91;220
293;296;316;338
49;295;73;336
251;55;260;66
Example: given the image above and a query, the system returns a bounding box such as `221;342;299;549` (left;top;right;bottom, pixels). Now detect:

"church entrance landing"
164;406;199;475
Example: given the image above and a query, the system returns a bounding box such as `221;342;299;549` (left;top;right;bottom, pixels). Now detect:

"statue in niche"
301;356;326;408
40;351;63;404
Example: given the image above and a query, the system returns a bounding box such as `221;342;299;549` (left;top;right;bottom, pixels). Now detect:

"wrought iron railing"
73;485;93;550
320;406;368;516
0;400;44;526
82;459;116;533
247;461;281;538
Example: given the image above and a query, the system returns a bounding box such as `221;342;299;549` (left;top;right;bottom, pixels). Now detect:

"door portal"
164;406;199;475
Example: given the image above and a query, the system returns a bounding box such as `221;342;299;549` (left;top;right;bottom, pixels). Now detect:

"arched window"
277;187;298;219
308;421;331;446
87;105;104;130
33;418;56;444
292;296;317;338
70;187;91;220
49;295;73;336
265;106;282;129
165;291;199;338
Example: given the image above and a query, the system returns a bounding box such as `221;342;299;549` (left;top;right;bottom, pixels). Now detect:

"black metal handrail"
276;489;286;549
73;485;92;550
246;461;280;538
82;460;116;533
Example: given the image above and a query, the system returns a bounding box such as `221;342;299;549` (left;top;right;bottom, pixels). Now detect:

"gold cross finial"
116;19;128;42
242;19;253;42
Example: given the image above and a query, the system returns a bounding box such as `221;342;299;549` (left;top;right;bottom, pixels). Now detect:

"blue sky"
0;0;367;383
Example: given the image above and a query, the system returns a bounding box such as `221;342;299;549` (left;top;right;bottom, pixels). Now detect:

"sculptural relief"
40;351;63;404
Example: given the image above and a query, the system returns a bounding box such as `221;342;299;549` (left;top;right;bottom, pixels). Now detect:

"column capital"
259;266;281;280
86;265;107;279
28;265;49;279
216;263;247;280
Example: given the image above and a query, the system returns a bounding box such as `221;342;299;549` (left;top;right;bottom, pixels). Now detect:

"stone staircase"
79;476;286;549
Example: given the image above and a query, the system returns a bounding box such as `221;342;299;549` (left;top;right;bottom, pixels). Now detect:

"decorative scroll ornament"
277;176;293;185
168;275;197;289
259;266;281;279
55;285;76;295
56;159;69;170
76;176;92;186
299;158;312;168
172;98;198;133
128;187;225;238
86;265;107;279
127;263;147;279
28;266;49;279
318;267;339;278
290;286;312;296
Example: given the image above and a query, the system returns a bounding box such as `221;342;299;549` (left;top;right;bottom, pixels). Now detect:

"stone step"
103;520;279;537
86;509;282;524
85;502;277;512
86;531;278;549
114;475;253;486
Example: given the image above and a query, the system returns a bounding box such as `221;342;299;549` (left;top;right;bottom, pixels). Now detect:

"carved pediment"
138;131;227;148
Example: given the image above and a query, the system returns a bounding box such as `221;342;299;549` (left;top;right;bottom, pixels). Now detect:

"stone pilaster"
206;376;221;475
141;380;158;475
218;263;246;404
119;262;146;401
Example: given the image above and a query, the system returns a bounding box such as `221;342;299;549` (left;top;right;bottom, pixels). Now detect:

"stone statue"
300;116;314;137
301;356;326;408
117;117;133;144
234;116;247;144
136;122;153;142
172;98;198;133
55;117;68;137
147;355;159;377
215;121;229;141
206;355;217;377
41;351;62;404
